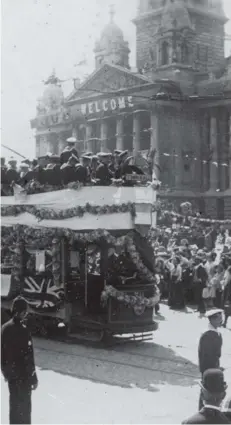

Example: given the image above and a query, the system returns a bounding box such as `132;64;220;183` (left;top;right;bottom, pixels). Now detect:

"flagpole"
1;144;27;159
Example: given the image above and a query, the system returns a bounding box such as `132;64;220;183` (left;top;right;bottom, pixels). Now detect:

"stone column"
209;113;218;191
133;112;140;156
100;120;108;152
150;110;160;178
57;133;66;155
86;123;93;152
116;116;124;151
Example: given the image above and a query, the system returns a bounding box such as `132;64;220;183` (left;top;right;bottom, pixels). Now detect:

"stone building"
31;0;231;219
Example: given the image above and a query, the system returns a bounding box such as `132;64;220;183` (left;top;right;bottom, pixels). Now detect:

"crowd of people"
1;137;147;196
152;225;231;327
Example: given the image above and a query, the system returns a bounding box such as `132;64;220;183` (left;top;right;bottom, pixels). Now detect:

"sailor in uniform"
198;308;224;410
95;152;113;185
182;369;229;424
44;155;61;186
114;150;129;179
90;155;99;180
20;162;30;177
6;159;19;185
1;157;7;195
60;137;79;165
60;154;79;185
81;153;92;184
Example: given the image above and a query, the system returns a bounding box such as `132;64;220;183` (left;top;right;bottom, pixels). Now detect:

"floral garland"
1;202;136;221
126;236;156;284
101;285;159;308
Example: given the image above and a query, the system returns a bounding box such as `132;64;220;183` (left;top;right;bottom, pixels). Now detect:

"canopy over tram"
1;186;157;230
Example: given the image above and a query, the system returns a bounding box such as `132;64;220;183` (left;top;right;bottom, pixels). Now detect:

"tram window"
25;248;52;276
1;247;14;274
70;251;81;277
87;245;101;275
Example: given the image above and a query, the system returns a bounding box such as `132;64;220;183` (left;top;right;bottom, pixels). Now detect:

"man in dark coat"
60;154;79;185
198;309;223;410
182;369;228;424
60;137;79;165
1;297;38;424
5;159;19;185
95;152;113;185
1;157;8;195
193;254;208;314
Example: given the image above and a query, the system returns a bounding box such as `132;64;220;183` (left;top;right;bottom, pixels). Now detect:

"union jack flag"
23;276;64;310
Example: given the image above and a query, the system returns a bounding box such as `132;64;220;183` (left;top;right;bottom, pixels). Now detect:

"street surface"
1;304;231;424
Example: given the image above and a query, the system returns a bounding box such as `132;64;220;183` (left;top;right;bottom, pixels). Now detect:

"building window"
161;41;169;65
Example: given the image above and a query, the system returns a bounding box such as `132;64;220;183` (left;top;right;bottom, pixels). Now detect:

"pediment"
66;63;150;103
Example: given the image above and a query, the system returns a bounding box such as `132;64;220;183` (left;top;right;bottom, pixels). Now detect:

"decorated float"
1;183;159;342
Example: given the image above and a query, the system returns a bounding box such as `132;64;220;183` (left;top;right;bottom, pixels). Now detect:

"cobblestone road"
1;305;231;424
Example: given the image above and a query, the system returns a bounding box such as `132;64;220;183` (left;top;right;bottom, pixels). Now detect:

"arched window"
161;41;169;65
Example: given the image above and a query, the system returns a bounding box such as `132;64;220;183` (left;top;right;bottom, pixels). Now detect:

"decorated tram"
1;183;159;342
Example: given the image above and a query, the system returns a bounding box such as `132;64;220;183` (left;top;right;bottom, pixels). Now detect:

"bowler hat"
201;369;227;394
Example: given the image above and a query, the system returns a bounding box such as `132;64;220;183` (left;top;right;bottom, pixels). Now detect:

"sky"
1;0;231;161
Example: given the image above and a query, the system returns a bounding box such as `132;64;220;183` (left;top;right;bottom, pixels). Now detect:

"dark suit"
182;407;230;424
198;329;222;409
1;318;37;424
95;163;112;185
194;264;207;313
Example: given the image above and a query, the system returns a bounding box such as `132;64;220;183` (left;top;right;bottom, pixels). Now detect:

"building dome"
94;6;130;69
99;21;124;47
42;70;64;111
161;0;192;32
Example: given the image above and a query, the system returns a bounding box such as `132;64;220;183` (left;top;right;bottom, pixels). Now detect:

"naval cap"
66;137;77;144
97;152;111;158
205;308;223;318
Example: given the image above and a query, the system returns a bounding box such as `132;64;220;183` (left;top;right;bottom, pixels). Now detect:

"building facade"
31;0;231;219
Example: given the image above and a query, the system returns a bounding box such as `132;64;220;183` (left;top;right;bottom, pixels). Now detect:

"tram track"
34;336;200;380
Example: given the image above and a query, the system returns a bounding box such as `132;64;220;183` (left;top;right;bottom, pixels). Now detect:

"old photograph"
1;0;231;423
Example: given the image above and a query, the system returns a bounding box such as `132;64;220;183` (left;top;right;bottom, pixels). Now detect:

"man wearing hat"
60;154;79;185
198;308;224;410
44;154;61;186
1;297;38;424
60;137;79;165
1;157;8;195
95;152;113;185
6;158;19;186
81;154;92;183
182;369;229;424
193;254;208;315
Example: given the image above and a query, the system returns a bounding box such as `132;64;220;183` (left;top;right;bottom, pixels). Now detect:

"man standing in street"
198;308;224;410
1;297;38;424
182;368;229;424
